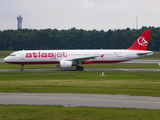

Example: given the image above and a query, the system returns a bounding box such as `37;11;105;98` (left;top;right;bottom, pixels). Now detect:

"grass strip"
0;71;160;96
0;105;159;120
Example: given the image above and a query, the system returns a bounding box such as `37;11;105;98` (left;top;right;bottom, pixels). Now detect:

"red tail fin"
127;30;151;51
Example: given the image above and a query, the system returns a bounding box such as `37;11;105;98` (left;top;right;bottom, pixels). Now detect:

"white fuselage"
4;49;153;65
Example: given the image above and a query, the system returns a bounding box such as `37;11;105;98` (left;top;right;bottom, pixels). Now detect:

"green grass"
0;71;160;96
0;105;159;120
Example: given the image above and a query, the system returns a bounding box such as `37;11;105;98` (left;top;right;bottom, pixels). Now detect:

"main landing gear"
76;66;84;71
20;64;24;71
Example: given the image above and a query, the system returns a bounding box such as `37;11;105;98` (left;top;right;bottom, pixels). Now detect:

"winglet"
127;30;151;51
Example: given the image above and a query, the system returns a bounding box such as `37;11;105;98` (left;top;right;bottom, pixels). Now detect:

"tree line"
0;26;160;51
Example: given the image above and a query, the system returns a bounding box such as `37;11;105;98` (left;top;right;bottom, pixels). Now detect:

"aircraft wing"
66;56;100;62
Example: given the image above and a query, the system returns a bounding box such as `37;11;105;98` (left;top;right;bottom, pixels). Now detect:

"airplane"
4;30;153;71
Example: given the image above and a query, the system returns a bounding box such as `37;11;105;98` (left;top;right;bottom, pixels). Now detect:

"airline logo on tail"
137;37;148;46
127;30;151;50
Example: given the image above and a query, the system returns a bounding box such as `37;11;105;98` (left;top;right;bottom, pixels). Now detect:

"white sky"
0;0;160;31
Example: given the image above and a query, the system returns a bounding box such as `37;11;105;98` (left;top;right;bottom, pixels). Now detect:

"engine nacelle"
56;61;72;68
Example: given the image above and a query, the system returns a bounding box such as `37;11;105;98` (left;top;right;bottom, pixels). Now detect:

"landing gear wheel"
76;66;84;71
79;66;84;71
76;66;80;70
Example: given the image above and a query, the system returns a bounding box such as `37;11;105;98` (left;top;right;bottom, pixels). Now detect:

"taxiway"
0;93;160;109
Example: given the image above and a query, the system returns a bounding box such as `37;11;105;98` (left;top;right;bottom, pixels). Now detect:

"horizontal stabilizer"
137;52;154;56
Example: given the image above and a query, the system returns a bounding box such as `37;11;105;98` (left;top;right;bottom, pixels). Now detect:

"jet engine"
56;61;72;68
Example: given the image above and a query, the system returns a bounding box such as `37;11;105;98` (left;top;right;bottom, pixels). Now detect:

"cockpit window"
10;54;16;56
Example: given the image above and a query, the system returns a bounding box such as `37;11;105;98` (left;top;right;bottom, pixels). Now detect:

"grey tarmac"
0;93;160;110
0;58;4;62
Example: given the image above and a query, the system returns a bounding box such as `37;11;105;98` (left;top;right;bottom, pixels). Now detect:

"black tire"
79;66;84;71
76;66;80;70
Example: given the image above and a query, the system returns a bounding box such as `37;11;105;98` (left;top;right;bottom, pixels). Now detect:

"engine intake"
56;61;72;68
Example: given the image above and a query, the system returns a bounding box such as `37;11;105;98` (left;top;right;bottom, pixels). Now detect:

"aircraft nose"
4;57;7;62
4;57;10;63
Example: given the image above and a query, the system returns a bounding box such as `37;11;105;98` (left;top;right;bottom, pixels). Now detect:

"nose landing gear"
20;64;24;71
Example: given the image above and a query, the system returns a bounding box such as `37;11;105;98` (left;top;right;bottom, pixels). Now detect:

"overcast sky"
1;0;160;31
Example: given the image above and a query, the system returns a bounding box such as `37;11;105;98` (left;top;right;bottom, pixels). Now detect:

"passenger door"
20;52;24;60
